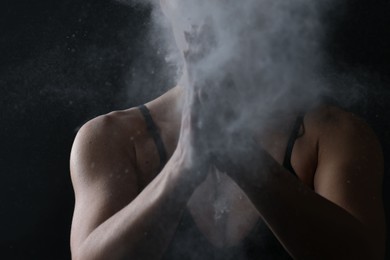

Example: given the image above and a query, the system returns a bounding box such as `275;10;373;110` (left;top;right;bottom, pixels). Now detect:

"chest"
186;135;316;248
187;169;260;247
136;120;317;247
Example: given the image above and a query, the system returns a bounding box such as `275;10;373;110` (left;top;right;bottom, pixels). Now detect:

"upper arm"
314;108;386;254
70;114;139;253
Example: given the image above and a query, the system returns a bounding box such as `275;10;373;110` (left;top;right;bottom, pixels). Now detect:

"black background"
0;1;168;259
1;0;390;259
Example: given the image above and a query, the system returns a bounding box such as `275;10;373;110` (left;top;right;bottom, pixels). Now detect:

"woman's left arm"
226;109;386;259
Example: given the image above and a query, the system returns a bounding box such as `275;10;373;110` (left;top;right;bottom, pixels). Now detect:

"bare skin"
70;84;385;259
70;1;385;258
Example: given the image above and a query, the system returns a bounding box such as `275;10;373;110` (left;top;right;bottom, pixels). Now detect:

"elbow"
71;248;108;260
71;251;84;260
339;218;386;260
297;230;384;259
71;249;85;260
71;243;107;260
71;240;134;260
71;246;93;260
336;234;384;260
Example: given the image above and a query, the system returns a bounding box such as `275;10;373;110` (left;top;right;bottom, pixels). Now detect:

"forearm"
74;160;198;260
231;162;378;259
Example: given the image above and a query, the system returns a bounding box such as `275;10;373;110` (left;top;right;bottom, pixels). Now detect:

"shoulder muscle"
313;106;385;255
70;110;142;250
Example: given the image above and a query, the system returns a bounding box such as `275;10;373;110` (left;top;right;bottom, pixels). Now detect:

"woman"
69;0;386;259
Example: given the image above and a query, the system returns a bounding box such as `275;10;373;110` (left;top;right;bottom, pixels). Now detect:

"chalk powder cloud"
127;0;336;134
119;2;342;172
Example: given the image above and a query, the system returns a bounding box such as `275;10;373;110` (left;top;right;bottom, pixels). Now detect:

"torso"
125;98;320;248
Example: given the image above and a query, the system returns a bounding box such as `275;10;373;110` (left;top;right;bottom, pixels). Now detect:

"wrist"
222;150;280;190
165;148;209;189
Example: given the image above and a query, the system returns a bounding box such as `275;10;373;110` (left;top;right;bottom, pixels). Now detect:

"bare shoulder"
305;104;380;144
70;108;149;251
305;104;383;180
306;105;385;257
308;105;384;214
71;108;146;170
70;107;149;198
73;108;146;151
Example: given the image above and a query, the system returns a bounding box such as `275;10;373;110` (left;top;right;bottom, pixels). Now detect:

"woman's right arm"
70;113;202;260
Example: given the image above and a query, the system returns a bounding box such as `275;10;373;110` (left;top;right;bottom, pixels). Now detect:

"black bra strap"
283;115;304;176
138;105;168;170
